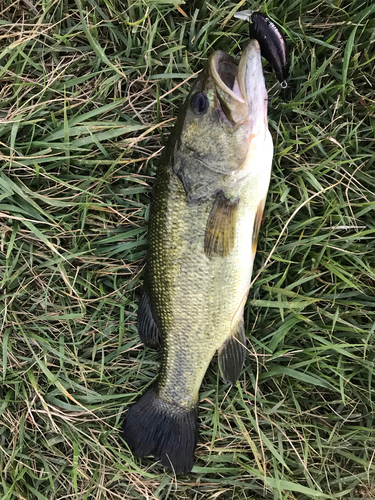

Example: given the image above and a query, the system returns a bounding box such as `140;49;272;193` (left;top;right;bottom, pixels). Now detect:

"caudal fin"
120;387;198;474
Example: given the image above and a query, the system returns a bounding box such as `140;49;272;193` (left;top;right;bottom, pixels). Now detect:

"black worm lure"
234;10;289;88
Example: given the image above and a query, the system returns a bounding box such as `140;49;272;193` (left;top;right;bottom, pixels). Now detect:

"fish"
120;39;273;474
234;10;289;87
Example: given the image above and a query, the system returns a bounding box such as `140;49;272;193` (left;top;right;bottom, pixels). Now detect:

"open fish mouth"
210;52;245;103
209;40;268;127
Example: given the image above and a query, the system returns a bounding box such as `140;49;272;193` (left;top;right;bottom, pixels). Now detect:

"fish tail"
120;386;198;474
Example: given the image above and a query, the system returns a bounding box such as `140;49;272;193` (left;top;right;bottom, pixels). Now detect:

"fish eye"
191;93;208;114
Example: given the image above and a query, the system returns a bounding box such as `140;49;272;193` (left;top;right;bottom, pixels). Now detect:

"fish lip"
209;40;266;125
236;39;265;105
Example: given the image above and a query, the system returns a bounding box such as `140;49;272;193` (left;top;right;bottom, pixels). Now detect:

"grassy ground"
1;0;375;498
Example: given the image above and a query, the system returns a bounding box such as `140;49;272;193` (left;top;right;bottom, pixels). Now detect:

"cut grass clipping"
1;0;375;499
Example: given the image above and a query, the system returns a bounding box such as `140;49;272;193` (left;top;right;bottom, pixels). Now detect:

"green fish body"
121;40;273;474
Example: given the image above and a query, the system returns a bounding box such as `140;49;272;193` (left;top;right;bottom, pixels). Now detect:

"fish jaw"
209;39;268;135
237;39;268;134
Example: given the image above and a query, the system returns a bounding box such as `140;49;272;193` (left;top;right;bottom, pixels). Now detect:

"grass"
1;0;375;498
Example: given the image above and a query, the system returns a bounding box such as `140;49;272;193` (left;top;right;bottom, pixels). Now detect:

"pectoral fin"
218;319;246;384
137;282;161;349
204;192;239;258
252;200;265;254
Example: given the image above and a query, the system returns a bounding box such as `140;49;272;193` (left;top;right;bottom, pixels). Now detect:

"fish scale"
150;159;271;409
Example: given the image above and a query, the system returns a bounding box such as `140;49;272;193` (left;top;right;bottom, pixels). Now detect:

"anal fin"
218;318;246;384
204;191;239;258
137;283;161;349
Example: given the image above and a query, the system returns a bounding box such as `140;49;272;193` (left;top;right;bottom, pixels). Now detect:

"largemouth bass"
121;39;273;474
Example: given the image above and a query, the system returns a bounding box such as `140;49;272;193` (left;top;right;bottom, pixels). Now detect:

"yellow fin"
252;200;265;255
204;192;239;257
